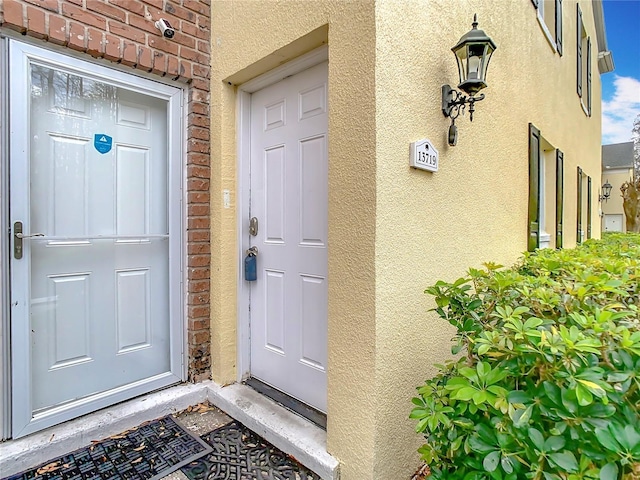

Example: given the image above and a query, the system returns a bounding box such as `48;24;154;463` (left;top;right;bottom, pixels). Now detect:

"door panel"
9;41;183;437
249;62;328;412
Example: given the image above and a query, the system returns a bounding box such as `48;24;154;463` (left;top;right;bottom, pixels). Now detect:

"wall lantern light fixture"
442;15;497;146
599;180;613;202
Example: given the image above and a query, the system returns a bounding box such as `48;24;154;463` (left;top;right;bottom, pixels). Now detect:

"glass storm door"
8;41;183;438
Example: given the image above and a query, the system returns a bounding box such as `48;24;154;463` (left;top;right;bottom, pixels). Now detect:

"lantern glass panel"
480;43;495;82
454;45;468;86
467;43;485;81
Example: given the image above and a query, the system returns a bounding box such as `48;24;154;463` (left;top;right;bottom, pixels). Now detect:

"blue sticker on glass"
94;134;113;154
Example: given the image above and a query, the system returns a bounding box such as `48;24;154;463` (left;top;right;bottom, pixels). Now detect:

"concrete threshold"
0;381;340;480
206;382;339;480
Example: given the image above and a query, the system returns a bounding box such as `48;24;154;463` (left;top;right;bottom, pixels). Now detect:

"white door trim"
236;45;328;382
6;40;185;438
0;37;11;441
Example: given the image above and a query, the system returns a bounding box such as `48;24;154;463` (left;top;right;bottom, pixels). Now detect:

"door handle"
15;233;45;239
13;221;45;259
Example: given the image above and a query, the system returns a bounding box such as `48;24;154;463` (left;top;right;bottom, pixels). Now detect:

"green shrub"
411;233;640;479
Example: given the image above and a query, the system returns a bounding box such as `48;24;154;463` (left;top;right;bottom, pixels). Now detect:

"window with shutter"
556;150;564;248
533;0;561;53
528;124;541;252
555;0;563;55
587;176;592;239
577;5;583;97
587;37;592;116
577;5;591;115
577;167;583;244
529;126;561;250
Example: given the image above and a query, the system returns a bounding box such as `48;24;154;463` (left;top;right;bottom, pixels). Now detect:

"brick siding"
0;0;212;382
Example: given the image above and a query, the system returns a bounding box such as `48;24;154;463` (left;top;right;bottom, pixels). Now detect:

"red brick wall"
0;0;212;382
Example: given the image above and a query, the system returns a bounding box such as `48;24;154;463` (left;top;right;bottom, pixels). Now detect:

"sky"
601;0;640;145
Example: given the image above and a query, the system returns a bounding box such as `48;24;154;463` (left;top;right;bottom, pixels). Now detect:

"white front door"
8;41;183;438
248;61;328;412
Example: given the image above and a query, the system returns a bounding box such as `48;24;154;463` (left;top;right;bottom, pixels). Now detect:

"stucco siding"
209;2;378;479
208;0;604;479
372;1;603;477
602;169;634;231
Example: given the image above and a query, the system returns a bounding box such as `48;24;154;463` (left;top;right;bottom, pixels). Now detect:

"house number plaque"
410;139;439;172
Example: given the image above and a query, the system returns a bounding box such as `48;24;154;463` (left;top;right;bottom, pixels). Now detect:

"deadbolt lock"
249;217;258;236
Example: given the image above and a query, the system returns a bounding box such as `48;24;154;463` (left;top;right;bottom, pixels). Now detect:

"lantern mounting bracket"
441;85;485;122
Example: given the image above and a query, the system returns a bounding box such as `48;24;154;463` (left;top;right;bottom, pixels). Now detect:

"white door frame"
0;37;11;441
236;46;329;382
4;39;186;438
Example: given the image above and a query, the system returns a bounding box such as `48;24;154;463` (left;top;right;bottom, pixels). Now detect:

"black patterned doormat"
181;421;321;480
2;416;212;480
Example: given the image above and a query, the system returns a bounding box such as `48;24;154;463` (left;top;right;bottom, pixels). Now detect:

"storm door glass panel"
28;63;171;413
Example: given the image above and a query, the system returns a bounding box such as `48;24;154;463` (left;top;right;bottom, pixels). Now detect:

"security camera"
155;19;175;39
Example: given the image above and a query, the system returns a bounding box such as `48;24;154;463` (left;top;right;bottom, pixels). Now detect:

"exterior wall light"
599;180;613;202
442;15;497;146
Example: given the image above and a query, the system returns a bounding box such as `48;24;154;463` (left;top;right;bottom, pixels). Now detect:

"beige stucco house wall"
602;169;634;232
601;142;634;232
208;1;609;478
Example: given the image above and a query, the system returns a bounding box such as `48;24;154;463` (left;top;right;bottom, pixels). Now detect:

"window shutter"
587;37;592;115
577;167;583;244
556;0;563;55
528;124;541;252
577;5;582;97
556;150;564;248
531;0;539;8
587;175;592;239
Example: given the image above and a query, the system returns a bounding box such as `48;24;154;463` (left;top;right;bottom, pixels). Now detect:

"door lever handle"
13;221;45;259
15;232;45;239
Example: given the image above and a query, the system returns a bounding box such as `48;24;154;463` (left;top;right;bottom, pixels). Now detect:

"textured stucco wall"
208;0;604;479
373;0;603;477
209;2;378;479
601;169;634;230
373;0;603;478
602;170;634;215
